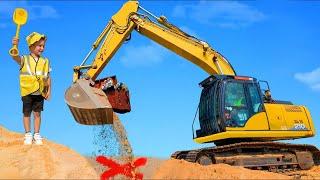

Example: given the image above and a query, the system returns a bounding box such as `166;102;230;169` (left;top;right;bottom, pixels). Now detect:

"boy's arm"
10;37;23;65
12;55;22;65
45;75;51;100
45;76;51;100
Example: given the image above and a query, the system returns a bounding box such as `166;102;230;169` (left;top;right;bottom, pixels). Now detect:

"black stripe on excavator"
199;75;256;88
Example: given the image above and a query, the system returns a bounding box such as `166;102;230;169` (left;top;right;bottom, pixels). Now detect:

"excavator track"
171;142;320;172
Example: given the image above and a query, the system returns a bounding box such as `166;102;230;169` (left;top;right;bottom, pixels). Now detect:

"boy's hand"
10;37;21;64
12;37;19;46
44;91;51;101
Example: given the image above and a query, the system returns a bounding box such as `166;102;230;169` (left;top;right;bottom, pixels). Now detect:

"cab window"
224;82;250;127
248;83;263;113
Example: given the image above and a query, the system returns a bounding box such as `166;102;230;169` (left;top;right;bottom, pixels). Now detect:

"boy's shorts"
22;95;44;116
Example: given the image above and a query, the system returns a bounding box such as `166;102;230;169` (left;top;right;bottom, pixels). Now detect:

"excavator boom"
65;0;235;125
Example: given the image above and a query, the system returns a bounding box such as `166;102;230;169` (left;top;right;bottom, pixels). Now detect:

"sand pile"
2;122;320;180
0;125;98;179
151;159;320;179
152;158;291;179
296;166;320;179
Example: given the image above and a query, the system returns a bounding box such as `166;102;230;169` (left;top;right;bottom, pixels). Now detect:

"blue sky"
0;0;319;158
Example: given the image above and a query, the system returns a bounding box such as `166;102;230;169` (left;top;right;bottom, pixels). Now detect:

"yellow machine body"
195;103;315;144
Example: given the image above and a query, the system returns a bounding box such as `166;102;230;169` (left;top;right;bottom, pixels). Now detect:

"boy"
11;32;51;145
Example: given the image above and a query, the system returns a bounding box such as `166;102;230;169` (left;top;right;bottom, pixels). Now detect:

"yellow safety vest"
20;55;50;97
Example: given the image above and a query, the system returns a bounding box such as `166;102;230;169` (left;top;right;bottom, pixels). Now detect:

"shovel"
9;8;28;56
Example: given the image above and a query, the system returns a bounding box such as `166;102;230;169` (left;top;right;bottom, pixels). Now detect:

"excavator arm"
75;1;235;82
65;1;236;125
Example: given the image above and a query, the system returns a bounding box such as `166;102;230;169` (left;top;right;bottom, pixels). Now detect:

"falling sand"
92;113;133;162
91;113;136;179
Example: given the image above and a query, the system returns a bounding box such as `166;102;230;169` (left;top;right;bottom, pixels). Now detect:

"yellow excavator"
65;1;319;171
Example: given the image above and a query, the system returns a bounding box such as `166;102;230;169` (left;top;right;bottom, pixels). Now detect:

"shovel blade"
13;8;28;25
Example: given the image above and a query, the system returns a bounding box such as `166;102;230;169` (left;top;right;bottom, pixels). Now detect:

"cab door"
223;80;269;130
223;81;250;127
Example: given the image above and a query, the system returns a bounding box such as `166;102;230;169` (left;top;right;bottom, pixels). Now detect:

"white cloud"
119;42;168;67
27;5;59;20
0;1;27;15
172;1;266;28
294;67;320;91
0;1;59;23
294;67;320;84
311;83;320;91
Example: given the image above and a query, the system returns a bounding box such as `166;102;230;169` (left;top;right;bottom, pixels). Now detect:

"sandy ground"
152;158;291;179
0;125;99;179
1;125;320;179
88;157;320;179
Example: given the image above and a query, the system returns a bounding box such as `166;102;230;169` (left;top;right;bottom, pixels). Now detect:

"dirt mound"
296;166;320;179
2;124;319;179
152;158;291;179
151;158;320;179
140;157;166;179
0;125;98;179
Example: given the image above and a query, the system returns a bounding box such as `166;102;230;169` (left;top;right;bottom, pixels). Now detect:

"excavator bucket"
65;79;114;125
94;76;131;114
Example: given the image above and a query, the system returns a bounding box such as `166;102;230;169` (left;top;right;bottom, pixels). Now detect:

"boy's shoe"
33;133;43;145
24;132;33;145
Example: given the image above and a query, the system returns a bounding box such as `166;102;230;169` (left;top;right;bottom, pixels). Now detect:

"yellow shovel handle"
9;24;21;56
15;24;21;38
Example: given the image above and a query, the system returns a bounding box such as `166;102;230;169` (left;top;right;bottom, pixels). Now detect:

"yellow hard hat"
26;32;46;47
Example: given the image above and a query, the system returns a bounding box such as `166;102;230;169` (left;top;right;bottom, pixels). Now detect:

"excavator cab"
195;75;265;140
194;75;315;145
